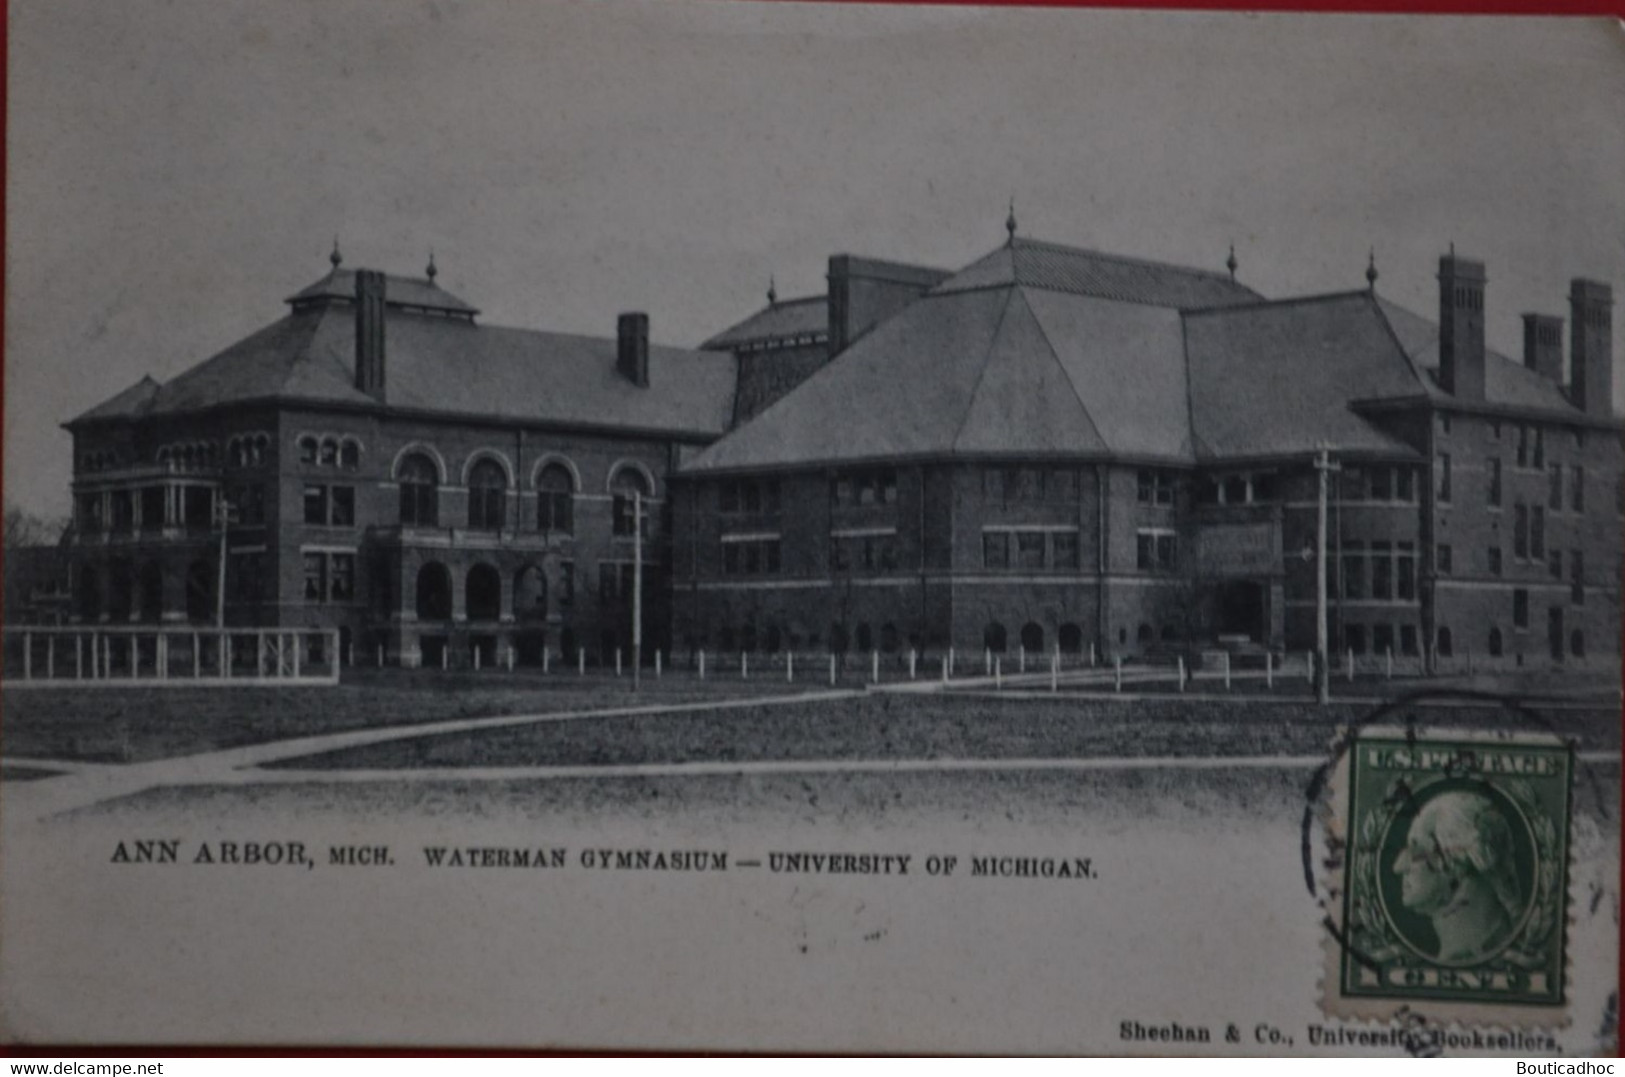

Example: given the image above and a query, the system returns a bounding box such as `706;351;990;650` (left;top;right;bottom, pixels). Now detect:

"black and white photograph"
1;0;1621;1055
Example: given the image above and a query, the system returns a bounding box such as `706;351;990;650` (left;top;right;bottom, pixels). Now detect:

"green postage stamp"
1324;726;1573;1026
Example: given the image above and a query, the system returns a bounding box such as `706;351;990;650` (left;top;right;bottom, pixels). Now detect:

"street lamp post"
214;494;239;629
1312;446;1341;705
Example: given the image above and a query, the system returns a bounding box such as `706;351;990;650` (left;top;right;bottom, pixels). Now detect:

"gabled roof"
934;236;1262;310
702;295;827;351
1183;293;1422;460
69;284;739;437
286;269;479;317
1372;297;1580;414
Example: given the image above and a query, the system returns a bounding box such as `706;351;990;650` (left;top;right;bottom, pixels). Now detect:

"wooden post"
158;634;168;680
871;650;879;684
1050;651;1058;693
1089;641;1097;667
948;647;955;677
292;634;302;678
1346;648;1354;683
219;632;227;679
441;645;448;671
378;643;385;668
76;635;84;680
579;648;586;676
474;644;481;671
787;652;794;682
941;655;948;683
23;632;31;681
829;653;837;686
1223;651;1231;691
908;649;916;680
994;656;1002;689
1019;645;1026;673
1266;652;1273;689
741;652;748;680
984;648;992;675
698;649;705;680
506;647;514;672
1385;647;1393;679
46;635;55;680
655;650;662;678
1305;651;1313;684
542;647;550;674
1114;655;1122;693
1177;655;1186;692
615;648;622;677
193;632;200;678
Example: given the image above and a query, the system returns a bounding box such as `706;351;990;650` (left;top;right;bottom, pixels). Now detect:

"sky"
5;1;1624;519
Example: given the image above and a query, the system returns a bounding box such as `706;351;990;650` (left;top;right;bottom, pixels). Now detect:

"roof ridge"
1018;287;1110;453
1011;235;1238;282
1183;289;1370;317
949;287;1019;454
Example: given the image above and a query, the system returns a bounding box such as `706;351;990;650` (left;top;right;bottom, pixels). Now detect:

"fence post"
543;647;551;674
23;632;31;681
655;650;663;678
1177;655;1186;692
1346;648;1354;683
941;655;948;683
1305;651;1313;684
506;647;514;672
871;650;879;684
378;643;385;668
293;634;302;678
830;653;837;686
76;635;84;680
1090;641;1097;667
1265;652;1273;689
192;632;200;678
615;648;622;677
1114;655;1122;693
1386;647;1393;679
1223;651;1231;691
741;652;748;680
1050;651;1058;693
219;632;227;679
474;645;481;671
787;652;794;682
698;649;705;680
948;647;955;677
1019;645;1026;673
909;649;916;680
579;648;587;676
995;657;1002;689
46;635;55;680
441;645;448;671
158;634;169;680
985;648;992;675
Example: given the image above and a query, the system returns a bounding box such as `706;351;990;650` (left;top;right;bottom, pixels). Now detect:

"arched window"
415;562;452;621
1136;624;1153;646
611;467;652;537
1436;627;1454;658
1160;624;1177;642
466;564;501;621
983;622;1007;653
319;438;338;468
468;459;507;531
880;623;900;653
76;565;100;621
514;564;547;621
1570;630;1585;658
856;623;873;652
185;560;213;623
765;625;783;654
537;463;575;533
1488;627;1504;657
299;436;319;465
1059;623;1084;654
718;625;737;653
398;454;439;527
340;440;361;470
1020;622;1045;653
829;623;850;654
741;624;758;654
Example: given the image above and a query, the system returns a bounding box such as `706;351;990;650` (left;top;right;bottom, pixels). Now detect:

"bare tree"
4;503;69;550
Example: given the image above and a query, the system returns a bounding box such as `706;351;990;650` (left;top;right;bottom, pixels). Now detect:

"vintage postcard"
1;0;1620;1056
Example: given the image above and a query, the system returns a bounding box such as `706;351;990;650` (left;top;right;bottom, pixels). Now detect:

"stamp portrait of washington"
1385;786;1532;964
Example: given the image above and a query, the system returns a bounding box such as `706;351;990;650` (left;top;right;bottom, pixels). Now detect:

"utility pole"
632;490;643;693
1313;446;1341;705
213;493;238;629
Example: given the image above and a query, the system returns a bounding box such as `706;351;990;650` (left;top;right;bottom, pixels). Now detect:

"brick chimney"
617;312;650;388
354;269;387;399
827;255;950;356
1569;278;1614;417
1521;313;1565;384
1437;253;1486;400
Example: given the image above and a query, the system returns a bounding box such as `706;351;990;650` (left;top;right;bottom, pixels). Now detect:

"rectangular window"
741;482;761;514
1549;464;1563;511
140;487;165;533
1397;544;1416;601
1488;546;1503;576
1530;505;1545;560
765;541;781;574
330;486;355;527
1400;624;1419;656
1550;549;1563;580
1136;531;1176;571
719;481;739;513
329;554;355;602
1369;466;1392;502
229;552;264;604
538;491;573;533
1155;533;1177;571
1516;425;1529;469
1345;624;1367;656
1341;467;1365;502
1436;453;1451;503
599;563;621;602
232;484;266;527
1513;503;1529;560
1222;475;1248;505
983;532;1010;570
1436;544;1452;575
1532;427;1545;469
1571;550;1584;605
1015;531;1046;569
765;480;782;514
1513;588;1529;630
1052;531;1080;569
1395;467;1414;503
1488;458;1502;507
303;553;326;602
1572;465;1585;514
831;478;852;507
1370;541;1392;600
1342;541;1366;600
303;484;328;526
722;544;740;576
558;561;574;606
1373;623;1395;656
78;494;103;533
1137;470;1175;506
111;490;135;533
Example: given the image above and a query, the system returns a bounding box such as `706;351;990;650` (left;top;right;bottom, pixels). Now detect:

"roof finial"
767;275;778;307
1226;243;1238;281
426;249;438;284
329;236;343;270
1366;247;1379;293
1005;198;1017;246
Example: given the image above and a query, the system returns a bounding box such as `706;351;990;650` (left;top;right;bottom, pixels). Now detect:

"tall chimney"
1437;253;1486;400
1569;279;1614;417
617;312;650;388
355;269;387;399
1521;313;1565;383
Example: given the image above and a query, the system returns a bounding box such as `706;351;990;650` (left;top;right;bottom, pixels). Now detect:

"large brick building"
63;230;1622;673
64;250;737;668
671;233;1622;671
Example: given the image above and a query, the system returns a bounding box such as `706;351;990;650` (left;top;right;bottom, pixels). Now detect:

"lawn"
266;692;1619;771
